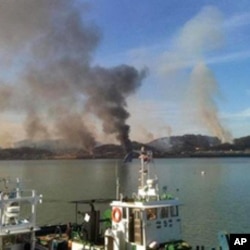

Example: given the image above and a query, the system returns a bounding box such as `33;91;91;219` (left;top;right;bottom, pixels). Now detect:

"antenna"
139;146;149;189
115;160;120;200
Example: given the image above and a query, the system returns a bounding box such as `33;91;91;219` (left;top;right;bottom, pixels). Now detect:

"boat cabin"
107;199;182;250
105;148;184;250
70;148;191;250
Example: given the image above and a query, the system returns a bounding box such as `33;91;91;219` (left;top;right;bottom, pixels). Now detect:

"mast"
137;147;159;201
115;161;120;200
139;147;146;189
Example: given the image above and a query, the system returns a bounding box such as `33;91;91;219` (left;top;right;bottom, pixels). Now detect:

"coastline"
0;147;250;160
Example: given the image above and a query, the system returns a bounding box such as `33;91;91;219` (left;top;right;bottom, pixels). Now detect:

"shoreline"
0;150;250;160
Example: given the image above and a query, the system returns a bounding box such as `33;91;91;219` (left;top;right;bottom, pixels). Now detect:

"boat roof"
69;198;115;204
111;199;182;209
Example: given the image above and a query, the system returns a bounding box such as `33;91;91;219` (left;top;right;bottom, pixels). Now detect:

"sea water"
0;157;249;248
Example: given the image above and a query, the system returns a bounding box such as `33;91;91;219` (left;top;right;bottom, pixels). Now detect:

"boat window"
170;206;179;217
146;208;157;220
160;207;169;218
134;210;141;220
122;207;127;219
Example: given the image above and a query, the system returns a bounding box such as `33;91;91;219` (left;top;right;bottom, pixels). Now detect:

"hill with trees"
0;134;250;160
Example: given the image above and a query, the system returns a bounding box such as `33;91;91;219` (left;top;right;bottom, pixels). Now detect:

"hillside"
1;134;250;160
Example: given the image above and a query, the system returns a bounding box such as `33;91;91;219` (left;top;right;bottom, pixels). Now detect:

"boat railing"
0;189;42;235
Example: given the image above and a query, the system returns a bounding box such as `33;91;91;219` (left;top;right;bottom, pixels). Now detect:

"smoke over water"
0;1;146;151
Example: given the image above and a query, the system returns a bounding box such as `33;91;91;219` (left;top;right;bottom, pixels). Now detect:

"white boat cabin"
107;199;182;250
105;148;183;250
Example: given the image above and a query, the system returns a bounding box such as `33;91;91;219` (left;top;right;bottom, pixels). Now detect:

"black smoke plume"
84;65;146;152
0;0;146;151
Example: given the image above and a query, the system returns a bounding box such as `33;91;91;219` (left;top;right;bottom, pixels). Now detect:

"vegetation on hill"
0;135;250;160
0;147;53;160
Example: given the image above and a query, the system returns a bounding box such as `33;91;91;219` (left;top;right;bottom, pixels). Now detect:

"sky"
0;0;250;148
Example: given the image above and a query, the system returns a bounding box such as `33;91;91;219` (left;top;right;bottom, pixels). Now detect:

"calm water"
0;157;250;248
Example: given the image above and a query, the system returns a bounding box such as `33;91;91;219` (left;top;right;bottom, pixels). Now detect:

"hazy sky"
0;0;250;147
89;0;250;141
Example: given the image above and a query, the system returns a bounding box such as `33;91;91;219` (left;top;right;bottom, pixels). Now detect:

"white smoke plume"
160;6;232;142
189;62;232;142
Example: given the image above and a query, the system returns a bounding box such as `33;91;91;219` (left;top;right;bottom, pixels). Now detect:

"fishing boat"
102;147;191;250
66;147;229;250
36;147;231;250
0;177;42;250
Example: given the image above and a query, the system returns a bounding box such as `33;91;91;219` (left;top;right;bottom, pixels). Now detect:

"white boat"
0;178;42;250
102;147;188;250
36;147;230;250
69;147;230;250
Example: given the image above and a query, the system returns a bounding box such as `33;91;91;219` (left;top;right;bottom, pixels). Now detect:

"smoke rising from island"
189;62;232;143
160;6;232;142
0;0;146;151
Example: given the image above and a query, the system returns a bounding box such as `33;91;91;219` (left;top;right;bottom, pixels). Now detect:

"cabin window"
170;206;179;217
122;207;127;219
146;208;157;220
134;210;141;220
160;207;169;218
